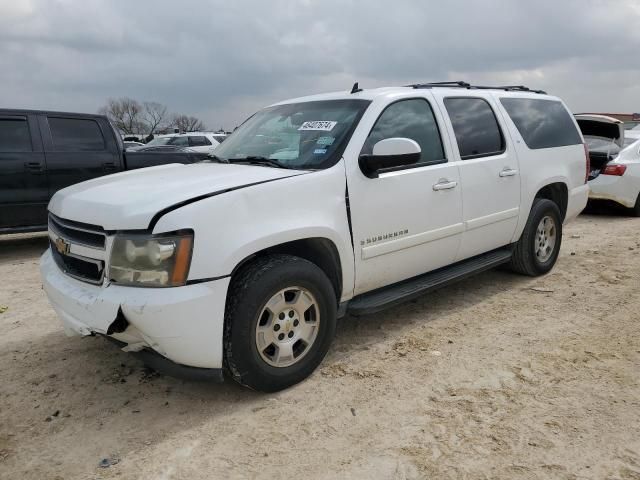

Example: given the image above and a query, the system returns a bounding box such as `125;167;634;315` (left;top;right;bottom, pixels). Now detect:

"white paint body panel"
48;163;301;230
41;250;229;368
588;137;640;208
41;85;589;371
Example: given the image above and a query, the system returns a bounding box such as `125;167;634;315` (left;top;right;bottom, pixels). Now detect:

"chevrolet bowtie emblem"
55;237;71;255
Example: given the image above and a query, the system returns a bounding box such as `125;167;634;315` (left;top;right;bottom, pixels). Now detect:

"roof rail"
406;81;546;94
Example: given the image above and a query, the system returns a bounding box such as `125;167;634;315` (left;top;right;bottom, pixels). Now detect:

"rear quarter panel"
492;93;586;240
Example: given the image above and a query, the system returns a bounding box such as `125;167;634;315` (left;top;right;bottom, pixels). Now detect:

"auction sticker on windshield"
299;121;337;131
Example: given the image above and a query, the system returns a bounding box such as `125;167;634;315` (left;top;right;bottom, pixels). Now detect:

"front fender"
152;163;355;301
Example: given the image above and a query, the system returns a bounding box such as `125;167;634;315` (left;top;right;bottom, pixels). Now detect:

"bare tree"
142;101;169;136
170;114;206;132
100;98;207;136
98;97;144;135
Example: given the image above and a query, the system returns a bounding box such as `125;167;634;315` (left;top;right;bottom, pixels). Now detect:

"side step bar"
347;247;513;316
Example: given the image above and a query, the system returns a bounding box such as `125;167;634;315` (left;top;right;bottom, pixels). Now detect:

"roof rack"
406;81;546;94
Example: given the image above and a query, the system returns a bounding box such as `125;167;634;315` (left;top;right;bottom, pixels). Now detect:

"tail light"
602;164;627;176
583;143;590;183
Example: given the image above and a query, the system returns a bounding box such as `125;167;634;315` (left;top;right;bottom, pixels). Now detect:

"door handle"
24;162;44;174
432;179;458;191
102;162;118;172
499;168;518;177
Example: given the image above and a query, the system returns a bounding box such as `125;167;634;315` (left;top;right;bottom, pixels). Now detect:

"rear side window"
500;98;582;149
444;97;505;159
189;136;211;146
49;117;105;151
168;136;189;147
0;118;32;152
361;98;445;164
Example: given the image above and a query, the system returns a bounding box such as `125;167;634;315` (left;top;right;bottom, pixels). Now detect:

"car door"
437;95;521;260
0;113;49;230
40;115;121;198
346;96;464;295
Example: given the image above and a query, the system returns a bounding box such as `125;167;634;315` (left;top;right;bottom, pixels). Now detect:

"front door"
0;114;49;230
346;96;464;295
438;95;521;260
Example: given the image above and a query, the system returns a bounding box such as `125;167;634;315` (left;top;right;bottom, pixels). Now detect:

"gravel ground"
0;213;639;480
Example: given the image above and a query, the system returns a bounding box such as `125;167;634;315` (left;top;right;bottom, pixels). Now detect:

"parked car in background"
0;109;211;233
128;132;220;153
576;113;640;215
134;144;196;153
41;82;589;391
123;141;144;150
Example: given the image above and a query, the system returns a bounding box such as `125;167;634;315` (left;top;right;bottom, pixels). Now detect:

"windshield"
213;99;370;169
144;136;173;147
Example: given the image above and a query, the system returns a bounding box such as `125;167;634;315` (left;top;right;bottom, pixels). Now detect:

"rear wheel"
509;198;563;276
224;254;337;392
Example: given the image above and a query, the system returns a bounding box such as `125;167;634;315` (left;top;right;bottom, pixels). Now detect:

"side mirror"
359;138;421;178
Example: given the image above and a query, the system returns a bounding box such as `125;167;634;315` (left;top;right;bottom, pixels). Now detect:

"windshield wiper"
227;156;289;169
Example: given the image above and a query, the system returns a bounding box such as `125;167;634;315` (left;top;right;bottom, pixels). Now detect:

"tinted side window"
189;136;211;146
49;117;105;151
444;98;505;159
500;98;582;149
362;98;445;164
0;118;32;152
168;136;189;147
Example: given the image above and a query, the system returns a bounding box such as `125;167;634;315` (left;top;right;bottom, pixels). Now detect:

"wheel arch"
534;181;568;221
230;237;343;302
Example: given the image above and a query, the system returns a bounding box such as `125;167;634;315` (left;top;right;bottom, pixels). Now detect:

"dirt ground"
1;212;639;480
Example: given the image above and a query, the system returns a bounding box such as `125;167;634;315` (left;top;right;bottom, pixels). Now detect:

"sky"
1;0;639;130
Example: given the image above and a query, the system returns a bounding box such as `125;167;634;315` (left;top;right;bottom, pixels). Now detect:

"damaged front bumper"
40;249;230;376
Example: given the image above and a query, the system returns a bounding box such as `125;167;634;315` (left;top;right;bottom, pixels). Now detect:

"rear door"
40;115;121;198
0;114;49;230
436;95;521;260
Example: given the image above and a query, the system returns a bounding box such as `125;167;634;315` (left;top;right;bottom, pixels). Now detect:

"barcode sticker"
298;121;337;131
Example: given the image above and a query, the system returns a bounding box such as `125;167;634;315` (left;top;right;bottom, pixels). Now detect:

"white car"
575;114;640;215
130;132;221;153
41;82;589;391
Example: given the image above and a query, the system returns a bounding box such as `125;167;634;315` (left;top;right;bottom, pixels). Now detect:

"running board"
347;248;513;316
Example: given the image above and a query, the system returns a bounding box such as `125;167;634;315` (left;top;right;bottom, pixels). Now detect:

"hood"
574;114;625;148
48;163;304;230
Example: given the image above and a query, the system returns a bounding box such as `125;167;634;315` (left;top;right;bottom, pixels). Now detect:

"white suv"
41;82;589;391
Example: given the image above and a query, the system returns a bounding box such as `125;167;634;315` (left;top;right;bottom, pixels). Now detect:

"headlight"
109;231;194;287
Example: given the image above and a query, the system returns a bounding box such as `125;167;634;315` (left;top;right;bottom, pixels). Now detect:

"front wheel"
509;198;563;276
224;254;337;392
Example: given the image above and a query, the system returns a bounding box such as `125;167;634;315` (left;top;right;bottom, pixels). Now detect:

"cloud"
0;0;639;128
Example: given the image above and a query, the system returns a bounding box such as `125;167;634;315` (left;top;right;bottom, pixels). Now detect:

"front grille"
48;214;106;249
48;214;107;285
50;240;104;284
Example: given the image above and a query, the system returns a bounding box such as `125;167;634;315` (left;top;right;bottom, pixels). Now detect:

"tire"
509;198;563;276
224;254;337;392
631;193;640;217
